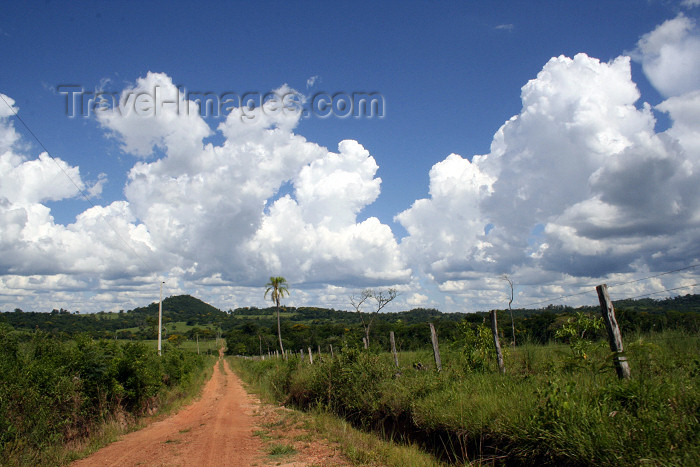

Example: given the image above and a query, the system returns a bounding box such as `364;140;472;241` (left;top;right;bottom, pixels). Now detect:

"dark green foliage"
0;327;204;465
1;293;699;355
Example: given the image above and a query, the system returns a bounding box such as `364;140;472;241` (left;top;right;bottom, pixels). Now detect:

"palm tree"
265;276;289;356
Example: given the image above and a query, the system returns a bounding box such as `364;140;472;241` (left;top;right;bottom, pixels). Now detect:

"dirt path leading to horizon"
72;355;261;467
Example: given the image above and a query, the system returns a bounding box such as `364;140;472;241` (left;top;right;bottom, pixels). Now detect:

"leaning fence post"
596;284;631;379
308;347;314;364
490;310;506;374
429;323;442;372
390;331;399;368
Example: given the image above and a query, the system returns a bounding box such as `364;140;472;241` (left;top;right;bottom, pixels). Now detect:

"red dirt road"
72;356;261;467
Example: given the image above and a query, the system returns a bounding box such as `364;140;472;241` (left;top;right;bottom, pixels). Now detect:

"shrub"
0;331;205;465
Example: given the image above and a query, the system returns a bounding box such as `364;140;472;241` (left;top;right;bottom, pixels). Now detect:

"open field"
114;320;220;334
138;338;222;355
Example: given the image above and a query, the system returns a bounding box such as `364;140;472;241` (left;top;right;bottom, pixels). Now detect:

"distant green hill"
130;294;229;325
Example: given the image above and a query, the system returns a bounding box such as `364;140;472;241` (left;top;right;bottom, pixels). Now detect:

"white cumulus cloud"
397;51;700;306
0;73;409;311
631;14;700;98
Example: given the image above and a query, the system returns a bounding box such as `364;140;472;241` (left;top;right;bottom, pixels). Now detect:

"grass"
305;408;445;466
231;330;700;466
232;311;298;320
116;320;220;333
230;356;448;466
267;443;297;457
137;338;221;355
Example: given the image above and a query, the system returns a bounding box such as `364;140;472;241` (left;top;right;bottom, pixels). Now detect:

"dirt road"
72;356;261;467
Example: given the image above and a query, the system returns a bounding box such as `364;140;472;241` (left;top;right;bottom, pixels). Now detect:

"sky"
1;1;700;314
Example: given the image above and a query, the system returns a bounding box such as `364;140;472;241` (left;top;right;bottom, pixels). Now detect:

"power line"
517;288;597;309
613;283;698;301
0;94;155;274
513;262;700;310
1;94;89;203
608;263;700;289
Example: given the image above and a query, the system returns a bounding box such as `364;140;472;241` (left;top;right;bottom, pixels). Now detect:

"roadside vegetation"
1;293;698;465
232;358;445;467
233;322;699;466
0;324;209;466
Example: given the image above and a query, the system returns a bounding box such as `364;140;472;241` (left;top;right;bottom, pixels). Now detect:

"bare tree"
351;288;397;349
501;274;516;346
350;290;371;348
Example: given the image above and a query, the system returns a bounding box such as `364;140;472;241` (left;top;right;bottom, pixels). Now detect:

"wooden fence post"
390;331;399;368
308;347;314;364
490;310;505;374
329;344;334;358
596;284;631;379
429;323;442;372
317;345;322;363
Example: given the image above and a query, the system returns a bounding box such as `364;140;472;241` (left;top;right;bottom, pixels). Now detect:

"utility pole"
158;280;164;356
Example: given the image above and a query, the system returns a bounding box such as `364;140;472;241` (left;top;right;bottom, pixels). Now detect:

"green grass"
267;443;297;457
231;311;298;320
136;338;221;354
115;320;220;334
231;330;700;466
305;409;445;466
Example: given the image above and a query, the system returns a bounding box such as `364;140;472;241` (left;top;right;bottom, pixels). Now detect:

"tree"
265;276;289;356
167;334;185;347
351;288;397;349
502;274;516;346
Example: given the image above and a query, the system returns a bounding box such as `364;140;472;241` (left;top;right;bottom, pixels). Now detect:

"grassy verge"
231;329;699;466
230;357;445;466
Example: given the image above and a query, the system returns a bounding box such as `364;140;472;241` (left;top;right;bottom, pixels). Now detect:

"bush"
0;330;205;465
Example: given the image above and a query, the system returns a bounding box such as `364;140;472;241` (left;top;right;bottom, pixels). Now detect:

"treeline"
0;323;206;465
225;297;700;356
2;294;699;355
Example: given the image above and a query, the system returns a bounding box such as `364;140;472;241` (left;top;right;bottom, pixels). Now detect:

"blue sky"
1;1;699;313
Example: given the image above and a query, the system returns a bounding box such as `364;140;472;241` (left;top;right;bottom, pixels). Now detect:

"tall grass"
233;330;699;465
